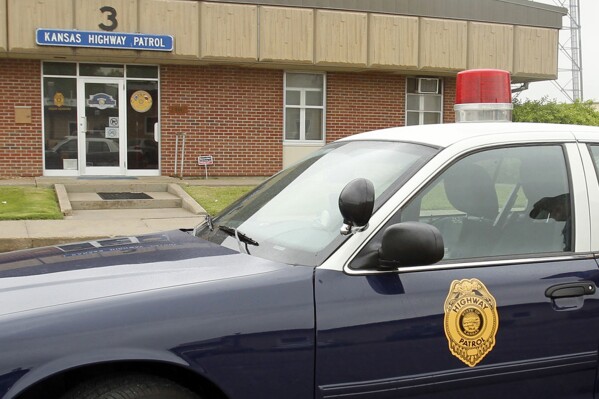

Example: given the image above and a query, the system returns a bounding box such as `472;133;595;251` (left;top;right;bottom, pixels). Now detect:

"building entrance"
43;63;160;176
78;78;126;175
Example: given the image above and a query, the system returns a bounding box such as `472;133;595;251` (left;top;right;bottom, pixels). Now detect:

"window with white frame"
284;73;325;142
406;77;443;126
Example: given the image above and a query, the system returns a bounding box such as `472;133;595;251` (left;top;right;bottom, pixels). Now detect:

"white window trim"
283;72;326;144
405;77;444;126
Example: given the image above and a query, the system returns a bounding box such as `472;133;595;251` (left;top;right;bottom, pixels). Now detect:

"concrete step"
55;183;206;216
69;191;182;210
63;183;170;193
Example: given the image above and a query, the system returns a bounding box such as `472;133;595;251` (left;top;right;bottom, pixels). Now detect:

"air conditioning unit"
418;78;439;94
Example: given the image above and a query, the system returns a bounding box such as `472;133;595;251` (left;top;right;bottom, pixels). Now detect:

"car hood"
0;230;292;316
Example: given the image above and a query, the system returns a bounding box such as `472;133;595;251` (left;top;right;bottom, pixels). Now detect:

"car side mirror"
378;222;444;269
339;178;375;235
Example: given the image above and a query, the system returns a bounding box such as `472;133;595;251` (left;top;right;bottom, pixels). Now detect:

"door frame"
77;77;126;176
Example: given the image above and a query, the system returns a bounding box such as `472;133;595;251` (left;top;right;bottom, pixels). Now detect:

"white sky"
517;0;598;103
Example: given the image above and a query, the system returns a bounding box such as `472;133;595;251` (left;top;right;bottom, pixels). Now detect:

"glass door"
77;79;126;175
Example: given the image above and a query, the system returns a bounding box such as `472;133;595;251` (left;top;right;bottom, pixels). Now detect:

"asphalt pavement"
0;176;265;253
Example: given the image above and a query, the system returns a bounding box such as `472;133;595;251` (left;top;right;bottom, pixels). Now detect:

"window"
80;64;124;77
284;73;325;142
196;140;436;266
401;146;572;259
42;62;160;172
406;77;442;126
588;145;599;173
43;76;77;170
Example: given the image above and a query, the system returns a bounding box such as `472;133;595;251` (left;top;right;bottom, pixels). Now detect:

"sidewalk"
0;176;266;253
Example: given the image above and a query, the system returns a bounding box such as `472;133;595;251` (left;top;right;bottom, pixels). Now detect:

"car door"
315;143;599;399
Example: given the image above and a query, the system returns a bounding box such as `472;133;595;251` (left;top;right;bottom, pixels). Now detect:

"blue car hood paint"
0;229;291;316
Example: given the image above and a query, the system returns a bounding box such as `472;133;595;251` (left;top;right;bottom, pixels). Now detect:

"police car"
1;70;599;399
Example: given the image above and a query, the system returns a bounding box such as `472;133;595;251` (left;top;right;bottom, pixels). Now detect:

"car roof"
339;122;599;148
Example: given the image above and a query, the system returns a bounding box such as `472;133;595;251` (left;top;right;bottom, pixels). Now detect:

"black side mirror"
379;222;444;269
338;178;375;235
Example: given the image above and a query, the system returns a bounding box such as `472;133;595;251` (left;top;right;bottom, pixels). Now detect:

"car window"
88;141;109;153
588;145;599;173
59;139;77;152
196;140;438;266
401;145;572;260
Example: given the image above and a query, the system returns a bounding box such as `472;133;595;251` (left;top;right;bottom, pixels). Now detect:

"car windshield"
195;140;438;266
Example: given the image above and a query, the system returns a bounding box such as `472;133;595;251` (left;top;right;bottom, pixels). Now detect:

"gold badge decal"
130;90;153;113
444;278;498;367
53;92;65;107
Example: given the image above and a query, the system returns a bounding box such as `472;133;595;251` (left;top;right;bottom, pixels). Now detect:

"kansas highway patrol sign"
444;278;499;367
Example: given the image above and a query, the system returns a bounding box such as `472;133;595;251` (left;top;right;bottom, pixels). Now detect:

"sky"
517;0;598;103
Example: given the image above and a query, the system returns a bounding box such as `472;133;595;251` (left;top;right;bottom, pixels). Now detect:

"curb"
168;183;206;215
55;184;72;216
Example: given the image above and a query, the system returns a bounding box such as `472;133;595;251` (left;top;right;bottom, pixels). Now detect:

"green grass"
184;186;254;216
0;187;63;220
0;182;527;221
420;183;527;212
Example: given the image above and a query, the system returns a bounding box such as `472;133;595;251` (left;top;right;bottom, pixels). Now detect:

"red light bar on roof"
454;69;513;123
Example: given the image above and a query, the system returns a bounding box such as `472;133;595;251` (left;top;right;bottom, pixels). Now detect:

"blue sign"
36;29;174;52
87;93;117;110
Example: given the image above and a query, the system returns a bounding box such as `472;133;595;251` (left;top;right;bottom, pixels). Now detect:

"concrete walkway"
0;176;266;252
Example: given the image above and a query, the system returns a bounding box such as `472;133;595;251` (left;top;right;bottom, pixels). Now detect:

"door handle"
545;281;596;299
79;116;87;134
154;122;160;142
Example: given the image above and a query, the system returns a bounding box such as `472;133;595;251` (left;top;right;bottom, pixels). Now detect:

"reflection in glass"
306;91;323;106
127;65;158;79
44;77;78;170
286;73;323;89
285;108;300;140
80;64;124;77
43;62;76;76
127;80;159;170
84;82;120;167
305;109;322;140
285;90;300;106
196;141;437;266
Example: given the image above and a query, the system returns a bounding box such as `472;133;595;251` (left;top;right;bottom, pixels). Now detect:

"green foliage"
513;97;599;126
0;187;63;220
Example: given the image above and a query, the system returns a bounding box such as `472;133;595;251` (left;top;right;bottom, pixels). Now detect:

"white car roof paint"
339;122;599;148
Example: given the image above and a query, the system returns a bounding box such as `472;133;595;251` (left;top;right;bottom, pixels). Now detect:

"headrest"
519;151;568;203
444;162;499;220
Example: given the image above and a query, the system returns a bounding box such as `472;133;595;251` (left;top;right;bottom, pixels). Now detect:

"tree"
513;97;599;126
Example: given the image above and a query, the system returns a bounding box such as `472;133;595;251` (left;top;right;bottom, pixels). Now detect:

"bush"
513;97;599;126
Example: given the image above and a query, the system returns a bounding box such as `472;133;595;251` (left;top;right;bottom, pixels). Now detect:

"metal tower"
550;0;583;102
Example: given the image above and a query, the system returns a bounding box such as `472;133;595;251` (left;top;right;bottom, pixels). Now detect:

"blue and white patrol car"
1;70;599;399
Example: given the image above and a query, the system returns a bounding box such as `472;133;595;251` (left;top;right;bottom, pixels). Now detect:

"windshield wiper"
218;225;259;254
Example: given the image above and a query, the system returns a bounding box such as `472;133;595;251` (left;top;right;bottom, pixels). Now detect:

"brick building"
0;0;565;178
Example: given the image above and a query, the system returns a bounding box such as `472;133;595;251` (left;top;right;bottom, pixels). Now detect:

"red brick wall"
0;60;42;178
161;68;437;177
0;62;458;178
160;65;284;177
443;77;457;123
326;72;406;142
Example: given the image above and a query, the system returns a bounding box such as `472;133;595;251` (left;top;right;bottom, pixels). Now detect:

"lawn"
184;185;255;216
0;186;63;220
0;183;526;221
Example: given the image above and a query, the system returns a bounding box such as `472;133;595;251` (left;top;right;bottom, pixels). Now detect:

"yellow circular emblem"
444;278;499;367
130;90;153;113
53;92;65;107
